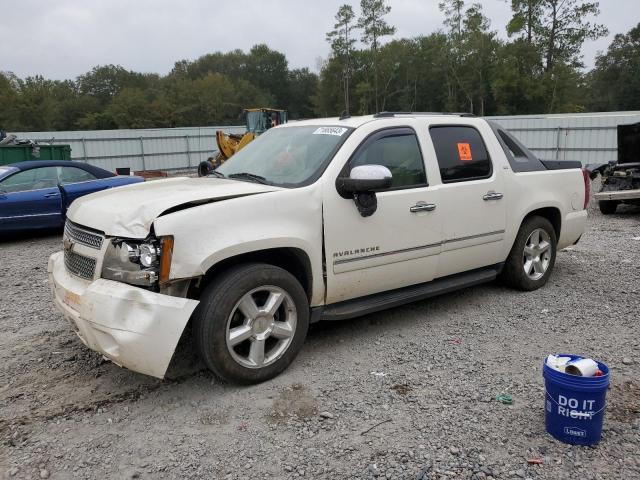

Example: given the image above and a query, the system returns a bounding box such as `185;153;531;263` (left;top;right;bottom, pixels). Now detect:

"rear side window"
59;166;96;184
498;130;526;158
429;126;492;183
350;128;427;189
486;121;546;172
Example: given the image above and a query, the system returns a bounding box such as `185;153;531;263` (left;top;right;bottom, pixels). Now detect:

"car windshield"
0;166;17;183
216;125;352;187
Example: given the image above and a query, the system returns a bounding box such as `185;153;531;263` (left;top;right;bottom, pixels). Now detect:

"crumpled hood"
67;177;280;238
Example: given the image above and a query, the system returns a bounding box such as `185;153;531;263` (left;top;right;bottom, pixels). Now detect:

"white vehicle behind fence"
49;113;589;383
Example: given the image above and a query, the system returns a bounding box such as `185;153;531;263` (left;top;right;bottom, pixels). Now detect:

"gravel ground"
1;194;639;480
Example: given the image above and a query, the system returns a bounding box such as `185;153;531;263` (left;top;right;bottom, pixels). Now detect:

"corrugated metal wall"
13;111;640;170
487;111;640;165
12;125;245;172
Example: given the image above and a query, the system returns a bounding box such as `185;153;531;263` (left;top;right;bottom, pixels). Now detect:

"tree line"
0;0;638;132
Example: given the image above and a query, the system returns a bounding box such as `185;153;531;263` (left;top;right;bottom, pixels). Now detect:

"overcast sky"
1;0;638;80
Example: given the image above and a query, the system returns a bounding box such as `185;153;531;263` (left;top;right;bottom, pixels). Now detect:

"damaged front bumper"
48;251;199;379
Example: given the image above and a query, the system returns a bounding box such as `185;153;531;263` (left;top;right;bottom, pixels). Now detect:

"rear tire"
598;200;618;215
193;263;309;384
500;216;557;291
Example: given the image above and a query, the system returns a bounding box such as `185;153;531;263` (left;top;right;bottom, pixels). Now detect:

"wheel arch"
195;247;314;301
520;206;561;240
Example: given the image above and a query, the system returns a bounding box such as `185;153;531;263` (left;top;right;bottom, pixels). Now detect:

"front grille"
64;250;97;280
64;221;103;250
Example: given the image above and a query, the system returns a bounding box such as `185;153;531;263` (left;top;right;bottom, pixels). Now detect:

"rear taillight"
582;168;590;209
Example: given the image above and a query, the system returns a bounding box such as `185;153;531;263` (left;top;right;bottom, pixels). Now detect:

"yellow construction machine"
197;108;287;176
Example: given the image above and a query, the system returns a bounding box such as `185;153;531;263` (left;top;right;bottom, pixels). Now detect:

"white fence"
13;111;640;171
12;125;245;172
488;111;640;165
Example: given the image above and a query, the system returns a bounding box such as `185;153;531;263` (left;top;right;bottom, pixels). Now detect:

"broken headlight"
101;237;161;286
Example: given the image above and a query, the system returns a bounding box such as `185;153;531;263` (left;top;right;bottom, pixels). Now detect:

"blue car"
0;160;143;234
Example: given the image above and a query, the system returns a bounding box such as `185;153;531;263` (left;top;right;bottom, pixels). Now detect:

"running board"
319;266;500;321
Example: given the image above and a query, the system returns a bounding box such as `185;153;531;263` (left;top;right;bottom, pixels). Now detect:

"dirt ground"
1;200;639;479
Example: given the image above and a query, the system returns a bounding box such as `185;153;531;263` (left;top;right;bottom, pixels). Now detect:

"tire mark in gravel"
0;369;205;439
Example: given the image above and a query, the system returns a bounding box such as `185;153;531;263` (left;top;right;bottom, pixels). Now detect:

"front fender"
153;186;325;305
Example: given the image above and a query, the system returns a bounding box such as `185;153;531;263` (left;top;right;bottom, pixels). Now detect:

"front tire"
501;216;557;291
193;264;309;384
197;160;213;177
598;200;618;215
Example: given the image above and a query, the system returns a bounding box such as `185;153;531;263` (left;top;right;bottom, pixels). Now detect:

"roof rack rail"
373;111;476;118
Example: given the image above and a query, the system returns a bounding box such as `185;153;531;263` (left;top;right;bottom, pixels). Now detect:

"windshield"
216;125;352;187
0;166;16;182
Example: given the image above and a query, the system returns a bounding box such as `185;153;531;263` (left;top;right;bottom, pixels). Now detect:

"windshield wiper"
227;172;269;184
207;170;226;179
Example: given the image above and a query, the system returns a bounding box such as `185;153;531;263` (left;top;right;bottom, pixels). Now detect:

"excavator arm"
197;108;286;177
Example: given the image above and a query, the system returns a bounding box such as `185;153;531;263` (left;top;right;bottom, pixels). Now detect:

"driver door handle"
410;202;436;213
483;191;503;201
44;192;60;198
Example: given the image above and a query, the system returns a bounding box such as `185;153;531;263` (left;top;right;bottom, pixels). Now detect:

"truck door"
427;124;506;277
322;127;443;304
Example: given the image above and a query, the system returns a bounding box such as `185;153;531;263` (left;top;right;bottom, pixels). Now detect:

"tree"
462;4;500;115
287;68;318;119
439;1;499;114
50;80;94;131
326;4;357;114
411;34;450;112
492;40;546;114
244;44;289;109
507;0;543;44
588;22;640;111
315;56;348;116
439;0;467;111
543;0;607;70
0;72;20;130
77;65;147;105
357;0;396;112
10;76;59;131
507;0;607;71
107;88;157;129
439;0;465;37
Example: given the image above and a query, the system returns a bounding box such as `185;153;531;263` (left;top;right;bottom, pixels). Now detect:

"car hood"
67;177;281;238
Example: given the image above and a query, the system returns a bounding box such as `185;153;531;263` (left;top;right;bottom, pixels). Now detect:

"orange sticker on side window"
457;143;472;161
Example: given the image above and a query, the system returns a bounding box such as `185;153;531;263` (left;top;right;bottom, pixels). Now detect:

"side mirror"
336;165;393;217
336;165;392;198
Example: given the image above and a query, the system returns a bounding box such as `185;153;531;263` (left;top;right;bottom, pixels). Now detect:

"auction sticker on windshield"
313;127;348;136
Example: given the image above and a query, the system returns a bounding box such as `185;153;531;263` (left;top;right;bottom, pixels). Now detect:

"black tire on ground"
500;216;557;292
197;160;212;177
193;263;309;384
598;200;618;215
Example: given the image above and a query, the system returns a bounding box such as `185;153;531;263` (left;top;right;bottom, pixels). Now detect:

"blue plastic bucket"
543;354;610;445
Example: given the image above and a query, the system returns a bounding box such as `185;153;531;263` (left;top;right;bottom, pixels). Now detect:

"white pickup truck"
49;113;589;383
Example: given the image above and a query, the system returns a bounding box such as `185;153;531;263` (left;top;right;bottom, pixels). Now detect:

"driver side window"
349;128;427;189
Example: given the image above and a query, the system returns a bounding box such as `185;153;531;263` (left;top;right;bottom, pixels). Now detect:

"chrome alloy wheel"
523;228;552;281
225;286;297;369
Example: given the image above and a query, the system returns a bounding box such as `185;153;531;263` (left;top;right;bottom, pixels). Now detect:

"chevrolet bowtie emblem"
63;238;75;252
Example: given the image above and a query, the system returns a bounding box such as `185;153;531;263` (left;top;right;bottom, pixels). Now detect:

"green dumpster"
0;144;72;166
